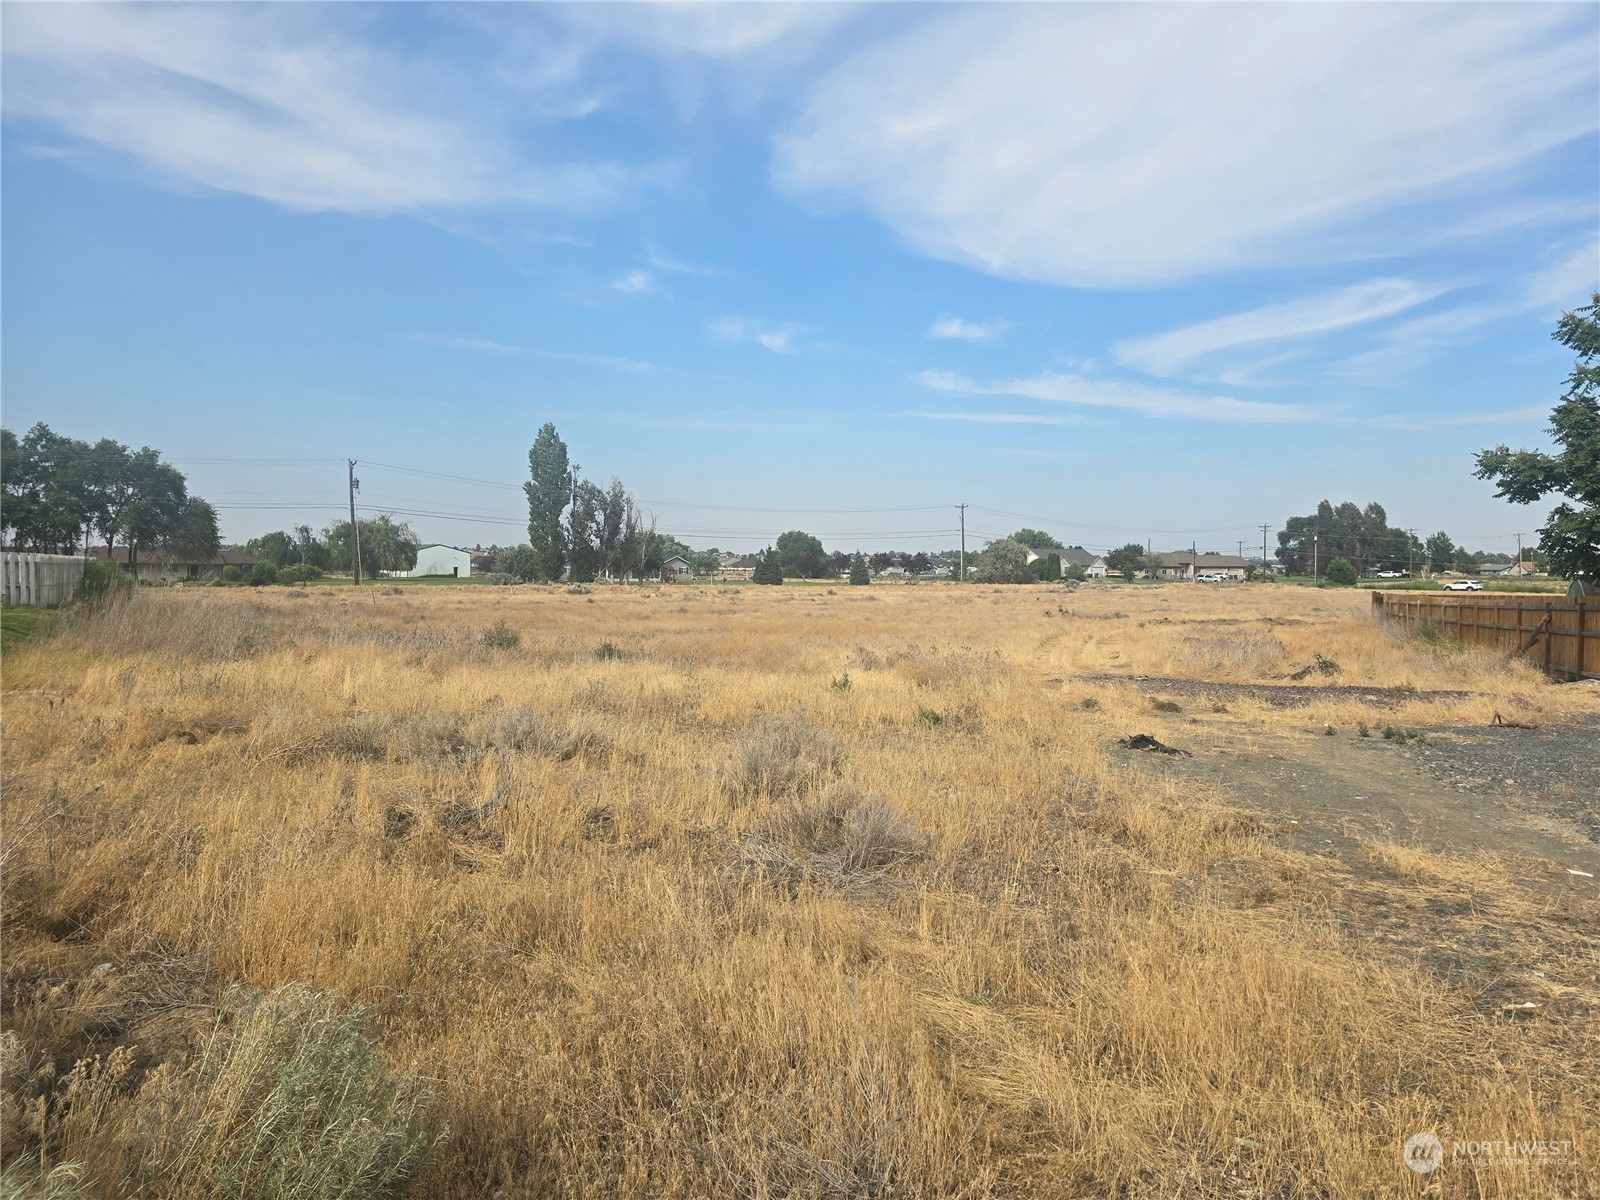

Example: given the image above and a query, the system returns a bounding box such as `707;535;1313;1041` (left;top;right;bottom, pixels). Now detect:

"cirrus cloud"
775;5;1597;288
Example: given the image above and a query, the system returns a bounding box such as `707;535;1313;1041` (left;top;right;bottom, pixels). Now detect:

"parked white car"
1442;579;1483;591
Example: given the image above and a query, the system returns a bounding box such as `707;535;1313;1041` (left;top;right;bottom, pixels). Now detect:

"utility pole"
957;504;967;582
1191;539;1197;582
1406;527;1416;578
1260;524;1271;578
1237;540;1244;561
1312;530;1319;581
1516;532;1523;571
569;462;581;583
347;459;362;586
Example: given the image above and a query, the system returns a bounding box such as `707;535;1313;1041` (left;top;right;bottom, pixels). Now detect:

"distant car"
1195;573;1227;583
1376;570;1403;579
1442;579;1483;591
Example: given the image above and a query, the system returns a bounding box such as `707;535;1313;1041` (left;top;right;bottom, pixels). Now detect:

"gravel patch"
1084;673;1473;709
1378;715;1600;842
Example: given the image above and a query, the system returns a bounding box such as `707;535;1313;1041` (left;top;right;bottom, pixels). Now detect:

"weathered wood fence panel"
1373;592;1596;682
2;552;86;608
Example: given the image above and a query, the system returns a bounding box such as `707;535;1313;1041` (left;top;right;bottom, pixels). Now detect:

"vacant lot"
3;581;1597;1198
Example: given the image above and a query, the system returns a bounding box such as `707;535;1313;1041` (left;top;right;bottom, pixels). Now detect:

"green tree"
848;553;870;586
165;498;222;564
1424;531;1456;575
495;544;539;582
1475;293;1600;581
524;423;572;582
1029;551;1061;581
775;530;829;578
752;546;784;585
1105;542;1146;582
1009;528;1063;550
247;530;295;568
324;515;420;579
1324;556;1359;586
973;537;1034;583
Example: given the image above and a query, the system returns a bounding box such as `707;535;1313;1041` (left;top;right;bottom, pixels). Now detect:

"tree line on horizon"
6;296;1591;587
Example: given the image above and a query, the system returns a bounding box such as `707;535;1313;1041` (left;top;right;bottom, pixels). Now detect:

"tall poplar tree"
524;424;572;582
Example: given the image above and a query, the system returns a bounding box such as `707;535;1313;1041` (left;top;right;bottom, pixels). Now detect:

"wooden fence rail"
1372;592;1595;682
2;552;87;608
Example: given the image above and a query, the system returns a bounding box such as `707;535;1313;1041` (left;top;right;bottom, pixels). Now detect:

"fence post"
1577;601;1587;681
1543;601;1553;675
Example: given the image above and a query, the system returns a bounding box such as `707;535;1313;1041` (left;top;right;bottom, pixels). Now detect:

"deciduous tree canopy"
1475;292;1600;581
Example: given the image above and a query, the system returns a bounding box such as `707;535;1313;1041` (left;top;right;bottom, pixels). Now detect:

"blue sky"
3;2;1596;557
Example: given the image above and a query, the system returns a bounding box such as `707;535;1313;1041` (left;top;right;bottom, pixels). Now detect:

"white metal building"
408;545;471;578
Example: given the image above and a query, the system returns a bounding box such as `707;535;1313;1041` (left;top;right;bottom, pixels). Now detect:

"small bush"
1152;699;1182;713
567;584;591;595
468;705;609;761
248;563;279;587
730;715;846;798
481;620;521;651
74;557;131;606
1324;557;1359;587
222;564;241;582
485;572;517;586
594;641;622;661
830;672;851;693
144;984;441;1199
275;563;324;584
744;783;926;887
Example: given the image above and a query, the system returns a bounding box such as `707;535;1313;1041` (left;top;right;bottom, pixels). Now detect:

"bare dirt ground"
1090;694;1600;1028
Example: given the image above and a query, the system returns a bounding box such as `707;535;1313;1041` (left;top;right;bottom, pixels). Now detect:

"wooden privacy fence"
2;552;86;608
1373;592;1596;682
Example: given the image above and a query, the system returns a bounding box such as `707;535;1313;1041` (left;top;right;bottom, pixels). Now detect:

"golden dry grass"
3;580;1597;1197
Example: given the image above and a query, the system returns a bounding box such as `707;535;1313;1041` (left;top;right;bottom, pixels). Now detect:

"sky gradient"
3;2;1597;557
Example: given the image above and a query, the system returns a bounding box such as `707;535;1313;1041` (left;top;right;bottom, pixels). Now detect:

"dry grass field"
3;580;1597;1198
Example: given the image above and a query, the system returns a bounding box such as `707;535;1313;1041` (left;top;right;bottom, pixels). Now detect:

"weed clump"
594;641;622;661
730;715;846;798
145;985;442;1198
481;620;521;651
468;705;608;761
743;783;925;888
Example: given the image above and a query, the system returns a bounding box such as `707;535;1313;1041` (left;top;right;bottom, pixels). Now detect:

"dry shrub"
466;705;609;762
51;592;274;663
729;714;846;798
743;783;925;889
1167;632;1287;678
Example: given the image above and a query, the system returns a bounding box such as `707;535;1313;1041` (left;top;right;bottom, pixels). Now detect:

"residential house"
1148;551;1251;581
661;555;695;582
1025;545;1095;574
92;546;257;582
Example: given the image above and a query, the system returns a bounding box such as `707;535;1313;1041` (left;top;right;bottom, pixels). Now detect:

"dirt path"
1115;714;1600;881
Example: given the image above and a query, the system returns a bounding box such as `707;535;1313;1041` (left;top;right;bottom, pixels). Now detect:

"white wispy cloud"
775;5;1596;287
1114;279;1447;377
710;317;811;354
928;315;1007;341
1;5;640;215
611;269;656;294
1378;405;1550;432
406;333;521;353
915;369;1308;423
1335;240;1598;381
644;243;730;278
897;410;1095;426
406;333;663;373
